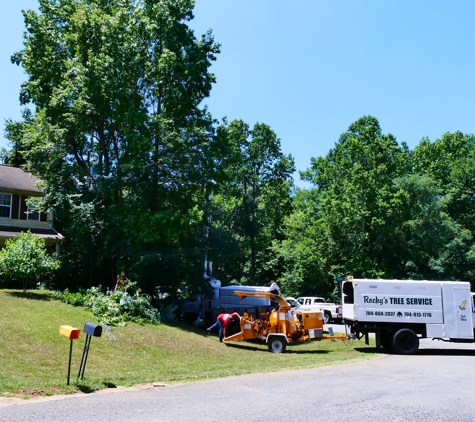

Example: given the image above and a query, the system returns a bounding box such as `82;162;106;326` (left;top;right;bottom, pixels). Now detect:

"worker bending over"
207;312;240;342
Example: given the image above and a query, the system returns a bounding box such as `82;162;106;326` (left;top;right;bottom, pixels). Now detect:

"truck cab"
298;297;326;305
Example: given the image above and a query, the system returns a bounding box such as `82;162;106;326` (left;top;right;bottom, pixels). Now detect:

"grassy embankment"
0;289;381;399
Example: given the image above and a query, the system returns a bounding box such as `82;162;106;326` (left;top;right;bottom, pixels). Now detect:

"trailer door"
452;288;473;338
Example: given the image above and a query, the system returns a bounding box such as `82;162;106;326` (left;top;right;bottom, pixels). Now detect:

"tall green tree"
300;116;411;280
10;0;223;291
209;119;295;285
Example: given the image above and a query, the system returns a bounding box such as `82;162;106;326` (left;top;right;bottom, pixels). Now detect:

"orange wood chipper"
223;291;347;352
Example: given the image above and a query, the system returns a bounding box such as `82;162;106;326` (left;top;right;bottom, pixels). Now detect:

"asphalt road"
2;332;475;422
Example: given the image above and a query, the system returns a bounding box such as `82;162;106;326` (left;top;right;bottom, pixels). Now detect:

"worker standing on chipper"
207;312;240;343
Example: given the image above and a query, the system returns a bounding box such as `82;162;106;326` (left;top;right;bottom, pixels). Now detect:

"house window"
27;200;41;221
0;193;12;218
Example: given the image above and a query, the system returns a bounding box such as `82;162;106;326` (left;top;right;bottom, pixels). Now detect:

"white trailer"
342;277;475;354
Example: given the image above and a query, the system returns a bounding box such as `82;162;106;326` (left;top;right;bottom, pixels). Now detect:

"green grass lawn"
0;289;382;399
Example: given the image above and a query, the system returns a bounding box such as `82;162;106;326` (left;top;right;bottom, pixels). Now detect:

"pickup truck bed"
297;297;342;324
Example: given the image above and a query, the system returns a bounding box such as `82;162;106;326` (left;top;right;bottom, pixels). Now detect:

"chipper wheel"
267;335;287;353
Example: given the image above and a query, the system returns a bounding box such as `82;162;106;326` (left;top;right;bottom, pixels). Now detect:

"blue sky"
2;1;475;186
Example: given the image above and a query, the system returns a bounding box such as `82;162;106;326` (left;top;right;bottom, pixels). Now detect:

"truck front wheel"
391;328;419;355
267;336;287;353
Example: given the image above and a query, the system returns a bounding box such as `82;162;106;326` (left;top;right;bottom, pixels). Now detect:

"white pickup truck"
296;296;343;324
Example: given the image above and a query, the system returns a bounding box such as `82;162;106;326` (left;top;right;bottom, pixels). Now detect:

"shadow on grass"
168;321;210;336
283;349;330;355
172;322;345;354
223;343;268;353
7;291;52;301
224;341;331;354
102;382;117;388
76;385;97;394
75;382;117;394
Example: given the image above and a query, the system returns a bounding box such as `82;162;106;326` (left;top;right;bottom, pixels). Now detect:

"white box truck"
342;277;475;354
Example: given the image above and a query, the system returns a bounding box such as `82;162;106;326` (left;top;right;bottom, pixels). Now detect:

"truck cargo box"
344;279;445;324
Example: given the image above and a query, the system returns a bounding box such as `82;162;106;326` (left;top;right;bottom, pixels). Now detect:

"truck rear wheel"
323;311;331;324
267;336;287;353
391;328;419;355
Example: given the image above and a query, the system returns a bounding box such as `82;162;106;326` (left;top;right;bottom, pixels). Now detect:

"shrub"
0;231;59;293
53;284;161;326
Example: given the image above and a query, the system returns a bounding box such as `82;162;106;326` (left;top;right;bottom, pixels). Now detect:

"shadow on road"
353;346;475;357
416;348;475;356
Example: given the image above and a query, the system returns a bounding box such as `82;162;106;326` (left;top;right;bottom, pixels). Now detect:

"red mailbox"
59;325;80;385
59;325;81;340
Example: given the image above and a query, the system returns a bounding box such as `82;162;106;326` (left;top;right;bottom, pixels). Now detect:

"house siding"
0;166;64;246
20;196;28;220
12;194;20;220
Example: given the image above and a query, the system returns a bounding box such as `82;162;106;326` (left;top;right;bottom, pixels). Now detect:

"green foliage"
410;131;475;281
1;109;32;167
388;174;474;280
0;231;59;293
53;284;162;326
412;132;475;188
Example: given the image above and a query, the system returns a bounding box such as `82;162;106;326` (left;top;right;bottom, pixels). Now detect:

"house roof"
0;165;42;195
0;226;64;244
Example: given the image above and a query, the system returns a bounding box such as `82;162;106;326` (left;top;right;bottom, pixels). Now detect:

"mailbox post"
78;322;102;379
59;325;81;386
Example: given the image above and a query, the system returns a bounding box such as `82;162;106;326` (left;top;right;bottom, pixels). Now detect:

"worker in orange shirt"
207;312;240;342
